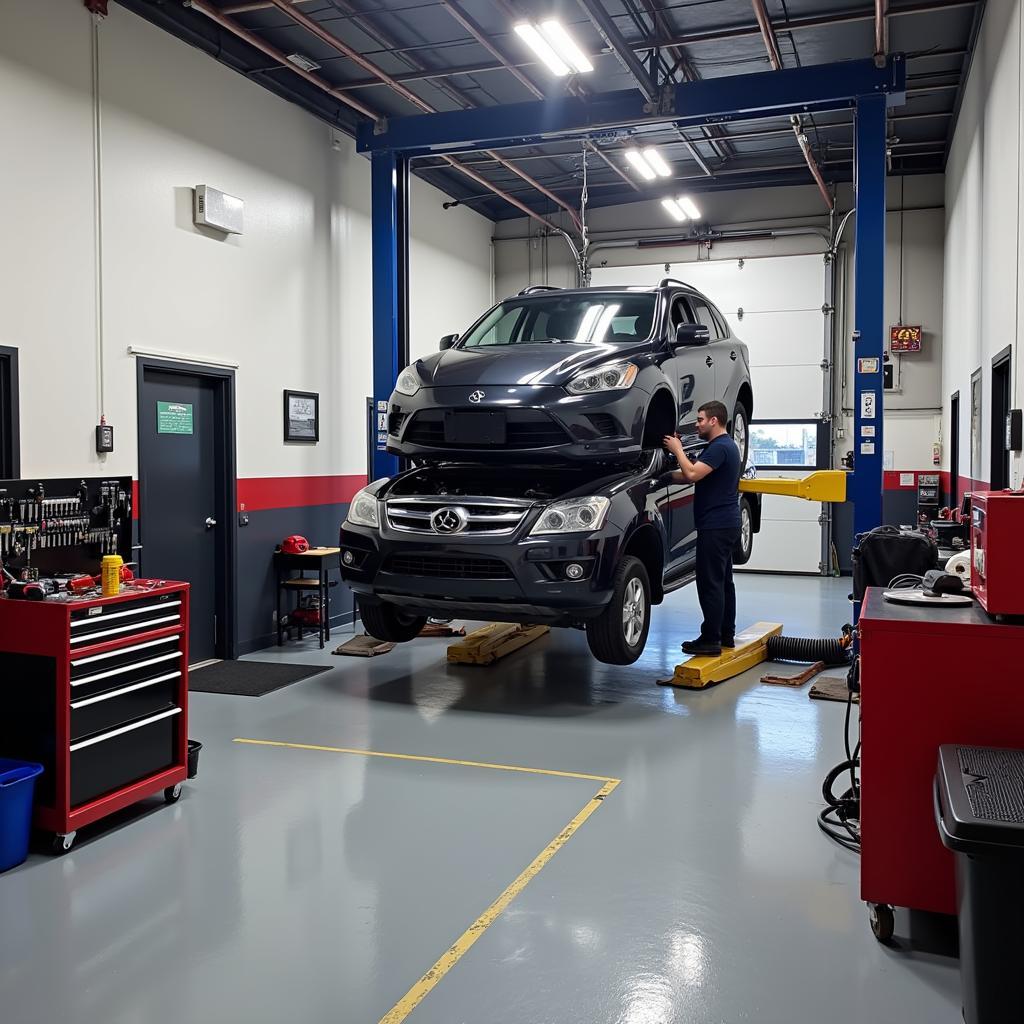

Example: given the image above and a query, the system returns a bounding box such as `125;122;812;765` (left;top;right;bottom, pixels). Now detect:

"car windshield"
460;293;657;347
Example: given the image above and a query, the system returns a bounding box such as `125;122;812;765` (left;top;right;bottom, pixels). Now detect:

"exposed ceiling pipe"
748;0;834;211
875;0;889;64
585;140;641;192
258;0;583;232
185;0;378;119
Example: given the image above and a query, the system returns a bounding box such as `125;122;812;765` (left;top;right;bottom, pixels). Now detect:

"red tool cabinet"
859;587;1024;922
0;581;189;852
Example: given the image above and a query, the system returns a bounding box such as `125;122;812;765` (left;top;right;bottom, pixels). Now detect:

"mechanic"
664;400;742;657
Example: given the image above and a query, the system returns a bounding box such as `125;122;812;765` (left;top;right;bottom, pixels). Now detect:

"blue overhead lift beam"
364;55;905;557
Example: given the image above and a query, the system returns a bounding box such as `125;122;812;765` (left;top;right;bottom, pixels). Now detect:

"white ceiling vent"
193;185;244;235
286;52;321;72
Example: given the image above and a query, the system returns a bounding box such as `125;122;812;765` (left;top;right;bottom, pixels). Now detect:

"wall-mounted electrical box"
193;185;244;235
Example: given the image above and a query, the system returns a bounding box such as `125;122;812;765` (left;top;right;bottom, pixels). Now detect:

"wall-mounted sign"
890;325;923;352
861;391;877;420
157;401;193;435
858;357;880;374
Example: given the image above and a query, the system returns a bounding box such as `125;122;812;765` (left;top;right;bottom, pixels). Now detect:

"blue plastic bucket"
0;759;44;872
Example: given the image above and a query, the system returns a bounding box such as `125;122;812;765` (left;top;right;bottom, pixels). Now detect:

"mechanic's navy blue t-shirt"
694;434;741;530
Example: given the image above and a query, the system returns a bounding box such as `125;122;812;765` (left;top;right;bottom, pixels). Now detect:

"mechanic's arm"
663;435;714;483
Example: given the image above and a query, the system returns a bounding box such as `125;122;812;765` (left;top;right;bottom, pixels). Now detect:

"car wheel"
359;601;427;643
586;556;651;665
731;402;750;468
734;496;754;565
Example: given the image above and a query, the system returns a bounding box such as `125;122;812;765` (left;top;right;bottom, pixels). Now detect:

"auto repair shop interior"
2;0;1024;1021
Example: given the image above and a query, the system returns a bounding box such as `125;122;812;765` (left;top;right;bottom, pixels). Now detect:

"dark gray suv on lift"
385;280;754;466
341;280;760;665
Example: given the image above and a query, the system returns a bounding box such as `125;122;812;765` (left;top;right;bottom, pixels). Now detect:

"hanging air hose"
766;627;853;667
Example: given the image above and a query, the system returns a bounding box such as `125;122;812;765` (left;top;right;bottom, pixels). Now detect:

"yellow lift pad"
659;621;783;690
447;622;550;665
739;470;847;503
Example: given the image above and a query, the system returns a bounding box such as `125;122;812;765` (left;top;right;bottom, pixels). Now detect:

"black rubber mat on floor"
189;660;329;697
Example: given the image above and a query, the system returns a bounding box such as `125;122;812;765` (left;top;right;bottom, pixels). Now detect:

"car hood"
414;342;650;388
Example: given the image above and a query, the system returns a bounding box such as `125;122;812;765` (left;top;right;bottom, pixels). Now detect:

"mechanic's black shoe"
721;637;736;649
681;639;722;656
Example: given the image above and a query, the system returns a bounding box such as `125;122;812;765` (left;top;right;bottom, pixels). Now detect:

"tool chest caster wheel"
52;831;77;855
869;903;894;943
164;783;183;804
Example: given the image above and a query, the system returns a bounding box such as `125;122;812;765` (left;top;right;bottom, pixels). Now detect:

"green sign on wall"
157;401;194;435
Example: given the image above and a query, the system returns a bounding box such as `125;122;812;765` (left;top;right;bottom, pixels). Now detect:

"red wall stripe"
236;474;367;512
880;470;990;495
132;480;139;521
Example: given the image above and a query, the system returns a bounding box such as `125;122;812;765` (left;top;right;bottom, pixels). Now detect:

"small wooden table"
274;547;341;649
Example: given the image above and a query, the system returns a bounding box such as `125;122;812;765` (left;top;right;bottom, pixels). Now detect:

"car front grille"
402;409;570;449
386;554;513;580
388;411;406;435
385;497;533;536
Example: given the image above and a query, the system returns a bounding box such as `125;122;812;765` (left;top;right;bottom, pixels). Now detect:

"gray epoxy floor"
0;576;962;1024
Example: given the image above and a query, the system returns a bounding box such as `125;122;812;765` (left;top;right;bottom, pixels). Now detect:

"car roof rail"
658;277;695;290
517;285;563;295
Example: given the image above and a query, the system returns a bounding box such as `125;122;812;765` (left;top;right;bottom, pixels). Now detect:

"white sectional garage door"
592;254;828;573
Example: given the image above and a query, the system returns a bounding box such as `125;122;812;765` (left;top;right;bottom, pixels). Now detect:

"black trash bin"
935;745;1024;1024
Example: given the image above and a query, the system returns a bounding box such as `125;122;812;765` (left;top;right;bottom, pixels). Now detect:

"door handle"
205;517;217;529
705;356;714;367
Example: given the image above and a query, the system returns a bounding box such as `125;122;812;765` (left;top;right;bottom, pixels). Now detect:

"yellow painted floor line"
233;737;620;784
379;779;620;1024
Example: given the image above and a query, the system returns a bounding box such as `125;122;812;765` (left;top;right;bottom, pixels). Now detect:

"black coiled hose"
765;635;851;666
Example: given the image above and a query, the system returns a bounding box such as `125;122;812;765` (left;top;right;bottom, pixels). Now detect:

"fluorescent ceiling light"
661;198;689;222
515;23;570;76
286;52;321;72
625;148;657;181
539;20;594;74
678;196;701;219
642;146;672;177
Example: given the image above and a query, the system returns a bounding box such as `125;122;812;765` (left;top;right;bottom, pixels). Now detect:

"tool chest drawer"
70;707;181;808
70;671;179;742
69;594;183;648
70;635;182;699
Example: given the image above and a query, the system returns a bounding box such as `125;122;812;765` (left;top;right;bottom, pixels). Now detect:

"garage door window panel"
750;421;827;470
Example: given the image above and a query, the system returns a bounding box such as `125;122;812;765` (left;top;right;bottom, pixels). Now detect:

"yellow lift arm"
739;470;847;503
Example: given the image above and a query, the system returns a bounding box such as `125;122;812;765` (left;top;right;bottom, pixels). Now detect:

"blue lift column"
852;93;887;540
370;150;409;481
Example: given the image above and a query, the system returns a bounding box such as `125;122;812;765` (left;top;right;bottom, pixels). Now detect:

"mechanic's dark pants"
696;527;740;643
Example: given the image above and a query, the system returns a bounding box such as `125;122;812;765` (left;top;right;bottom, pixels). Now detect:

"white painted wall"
494;176;946;472
0;1;493;482
943;0;1024;489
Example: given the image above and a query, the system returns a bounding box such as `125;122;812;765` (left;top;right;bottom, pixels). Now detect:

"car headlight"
529;496;611;536
395;365;420;396
566;361;638;396
346;486;380;529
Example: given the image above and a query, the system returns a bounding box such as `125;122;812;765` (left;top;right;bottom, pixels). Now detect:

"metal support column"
370;150;409;481
852;94;887;539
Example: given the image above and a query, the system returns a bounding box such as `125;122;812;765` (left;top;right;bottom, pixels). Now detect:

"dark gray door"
991;354;1011;490
0;346;19;478
139;367;224;663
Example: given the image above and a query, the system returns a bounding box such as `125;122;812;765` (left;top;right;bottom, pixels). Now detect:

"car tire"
734;496;755;566
586;556;651;665
731;401;750;468
359;601;427;643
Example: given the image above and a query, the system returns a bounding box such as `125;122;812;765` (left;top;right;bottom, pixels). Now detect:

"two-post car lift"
359;55;906;553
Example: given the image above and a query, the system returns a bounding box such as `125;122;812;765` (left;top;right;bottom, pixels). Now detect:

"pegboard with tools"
0;476;133;578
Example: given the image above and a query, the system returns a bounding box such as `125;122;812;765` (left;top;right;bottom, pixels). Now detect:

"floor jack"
659;471;848;690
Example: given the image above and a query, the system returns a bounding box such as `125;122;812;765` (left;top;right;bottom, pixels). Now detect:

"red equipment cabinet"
970;489;1024;616
0;581;189;852
859;588;1024;923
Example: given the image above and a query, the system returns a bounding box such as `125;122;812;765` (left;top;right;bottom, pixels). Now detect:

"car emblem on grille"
468;390;486;403
430;506;469;534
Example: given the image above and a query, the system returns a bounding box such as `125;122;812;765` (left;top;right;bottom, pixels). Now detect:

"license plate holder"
444;410;506;445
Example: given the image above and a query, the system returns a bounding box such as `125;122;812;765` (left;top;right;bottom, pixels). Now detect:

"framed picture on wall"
969;369;982;483
284;390;319;443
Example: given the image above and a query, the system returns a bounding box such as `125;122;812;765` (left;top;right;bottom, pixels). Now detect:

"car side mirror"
439;334;459;351
673;323;711;349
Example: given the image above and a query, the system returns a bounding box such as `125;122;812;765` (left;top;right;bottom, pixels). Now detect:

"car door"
669;295;715;441
686;295;728;408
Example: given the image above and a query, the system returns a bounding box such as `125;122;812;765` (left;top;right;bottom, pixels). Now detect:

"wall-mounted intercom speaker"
193;185;244;235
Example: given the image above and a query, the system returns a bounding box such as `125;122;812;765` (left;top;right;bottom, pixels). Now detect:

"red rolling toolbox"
859;587;1024;931
0;581;189;853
